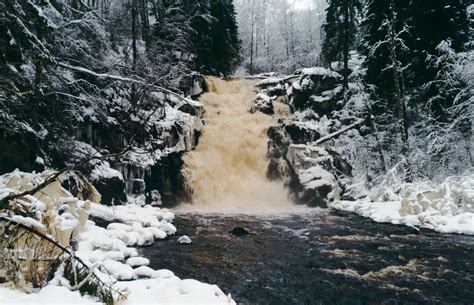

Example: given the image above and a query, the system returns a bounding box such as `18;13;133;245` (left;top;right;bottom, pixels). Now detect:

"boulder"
284;123;321;144
251;93;274;115
145;152;190;207
179;72;205;97
230;227;250;236
177;235;192;244
285;144;352;208
290;67;343;112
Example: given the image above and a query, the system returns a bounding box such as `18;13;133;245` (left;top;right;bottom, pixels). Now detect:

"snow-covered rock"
290;67;343;111
251;93;275;115
133;266;157;279
101;260;135;281
177;235;192;244
126;257;150;267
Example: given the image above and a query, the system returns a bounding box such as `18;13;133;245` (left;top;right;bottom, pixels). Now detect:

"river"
141;209;474;304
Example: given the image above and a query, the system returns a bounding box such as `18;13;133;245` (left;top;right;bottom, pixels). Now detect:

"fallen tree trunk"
314;118;366;145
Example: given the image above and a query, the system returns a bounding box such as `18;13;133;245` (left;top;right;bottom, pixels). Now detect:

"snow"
256;77;283;86
133;266;157;279
0;285;100;305
177;235;192;244
101;260;134;281
299;166;335;189
113;278;235;305
126;257;150;267
301;67;342;79
0;170;236;305
10;215;46;230
333;174;474;235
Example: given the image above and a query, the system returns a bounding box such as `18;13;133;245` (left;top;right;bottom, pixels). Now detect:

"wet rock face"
93;176;127;205
179;73;206;98
0;131;44;174
145;152;191;207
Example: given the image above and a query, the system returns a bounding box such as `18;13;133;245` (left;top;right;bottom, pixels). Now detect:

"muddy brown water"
140;209;474;305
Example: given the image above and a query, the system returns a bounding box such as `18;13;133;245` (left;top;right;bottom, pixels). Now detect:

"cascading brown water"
181;77;296;213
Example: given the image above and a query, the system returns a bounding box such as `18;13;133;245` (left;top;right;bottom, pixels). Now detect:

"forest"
0;0;473;304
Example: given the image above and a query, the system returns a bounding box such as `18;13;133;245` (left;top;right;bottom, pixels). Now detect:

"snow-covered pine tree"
362;0;411;171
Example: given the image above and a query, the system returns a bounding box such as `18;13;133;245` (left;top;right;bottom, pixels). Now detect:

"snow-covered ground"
0;170;235;305
332;173;474;235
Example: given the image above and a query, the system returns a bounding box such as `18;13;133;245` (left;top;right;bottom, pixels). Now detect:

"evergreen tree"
150;0;240;76
409;0;470;89
188;0;216;73
207;0;241;75
321;0;362;89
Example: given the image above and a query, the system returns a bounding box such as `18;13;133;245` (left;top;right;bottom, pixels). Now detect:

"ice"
333;174;474;235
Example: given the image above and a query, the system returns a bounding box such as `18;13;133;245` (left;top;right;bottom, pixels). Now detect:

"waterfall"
182;77;297;213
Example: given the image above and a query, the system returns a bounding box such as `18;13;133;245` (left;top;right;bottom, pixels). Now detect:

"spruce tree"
321;0;362;90
207;0;241;75
409;0;470;88
188;0;216;73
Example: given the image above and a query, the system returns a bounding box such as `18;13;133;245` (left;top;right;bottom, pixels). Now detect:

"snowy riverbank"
332;174;474;235
0;170;234;305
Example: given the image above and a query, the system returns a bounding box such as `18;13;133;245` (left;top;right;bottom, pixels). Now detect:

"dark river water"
141;209;474;305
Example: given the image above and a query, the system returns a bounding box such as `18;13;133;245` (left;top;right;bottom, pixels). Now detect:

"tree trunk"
388;2;408;151
388;0;411;180
139;0;150;47
131;0;138;106
342;0;350;90
250;0;255;75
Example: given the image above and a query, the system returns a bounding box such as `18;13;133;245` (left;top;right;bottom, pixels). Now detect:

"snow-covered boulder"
251;93;275;115
177;235;192;244
255;77;286;96
290;67;343;112
285;144;352;207
61;171;102;203
92;174;127;206
126;257;150;267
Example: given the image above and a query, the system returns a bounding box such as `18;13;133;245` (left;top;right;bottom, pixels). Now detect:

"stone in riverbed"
177;235;192;244
230;227;250;236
